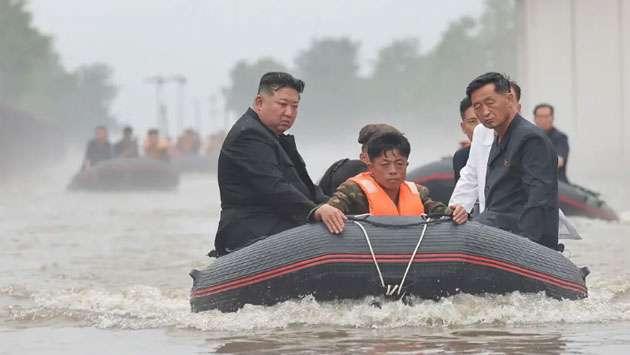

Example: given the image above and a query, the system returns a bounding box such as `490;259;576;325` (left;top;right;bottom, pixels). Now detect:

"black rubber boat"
172;155;217;174
68;158;180;191
408;158;619;221
190;216;588;313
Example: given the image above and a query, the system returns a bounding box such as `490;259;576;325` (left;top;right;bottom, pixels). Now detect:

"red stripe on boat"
191;252;587;298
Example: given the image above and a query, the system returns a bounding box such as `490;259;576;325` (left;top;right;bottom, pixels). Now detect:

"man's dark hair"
95;125;107;131
358;123;400;151
459;97;472;120
147;128;159;135
533;103;555;116
510;81;521;102
367;132;411;161
123;126;133;134
257;72;305;95
466;72;512;100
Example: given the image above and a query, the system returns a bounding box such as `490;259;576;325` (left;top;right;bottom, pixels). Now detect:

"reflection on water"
1;159;630;354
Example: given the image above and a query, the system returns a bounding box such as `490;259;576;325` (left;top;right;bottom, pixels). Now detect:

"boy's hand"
449;204;469;224
313;204;347;235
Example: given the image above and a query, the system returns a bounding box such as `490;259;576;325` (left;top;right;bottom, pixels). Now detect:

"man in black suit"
214;72;328;256
534;103;570;183
467;72;559;250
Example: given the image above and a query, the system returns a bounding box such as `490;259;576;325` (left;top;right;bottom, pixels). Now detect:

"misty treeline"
223;0;516;140
0;0;116;141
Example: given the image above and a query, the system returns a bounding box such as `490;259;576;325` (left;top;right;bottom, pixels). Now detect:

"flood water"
1;156;630;354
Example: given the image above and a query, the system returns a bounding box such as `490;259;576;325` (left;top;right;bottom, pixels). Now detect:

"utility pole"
145;75;166;132
170;75;187;137
209;94;218;132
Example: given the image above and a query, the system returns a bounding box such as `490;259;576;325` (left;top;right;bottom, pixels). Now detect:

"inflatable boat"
68;158;180;191
190;216;588;313
172;155;217;174
408;158;619;221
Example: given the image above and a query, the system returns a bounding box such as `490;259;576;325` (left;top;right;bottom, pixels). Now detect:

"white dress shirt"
449;124;494;213
449;123;580;240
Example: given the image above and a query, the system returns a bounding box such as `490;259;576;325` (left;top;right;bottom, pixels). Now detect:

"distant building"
516;0;629;178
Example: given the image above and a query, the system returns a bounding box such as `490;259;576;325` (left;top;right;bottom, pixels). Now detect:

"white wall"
517;0;629;179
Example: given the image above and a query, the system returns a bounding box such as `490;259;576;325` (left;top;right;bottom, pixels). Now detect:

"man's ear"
366;160;375;173
359;151;368;163
254;95;263;111
460;121;466;133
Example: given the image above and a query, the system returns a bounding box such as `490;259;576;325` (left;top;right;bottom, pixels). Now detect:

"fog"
2;2;630;354
27;0;483;133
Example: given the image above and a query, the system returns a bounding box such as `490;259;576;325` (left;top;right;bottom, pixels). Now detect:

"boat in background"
408;158;619;221
68;158;180;191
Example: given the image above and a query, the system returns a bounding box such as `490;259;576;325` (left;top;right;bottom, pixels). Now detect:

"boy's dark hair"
367;132;411;161
257;72;305;95
466;72;512;100
533;103;555;116
459;97;472;120
147;128;159;135
123;126;133;134
510;80;521;102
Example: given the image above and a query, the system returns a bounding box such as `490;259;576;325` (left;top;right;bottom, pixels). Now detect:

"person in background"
175;128;201;157
452;97;479;183
313;132;468;234
319;123;400;196
467;72;559;250
82;126;112;170
534;103;570;183
214;72;327;256
205;130;226;157
143;129;170;161
113;126;139;158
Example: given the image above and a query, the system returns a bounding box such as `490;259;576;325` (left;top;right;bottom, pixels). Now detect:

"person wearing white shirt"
450;80;579;241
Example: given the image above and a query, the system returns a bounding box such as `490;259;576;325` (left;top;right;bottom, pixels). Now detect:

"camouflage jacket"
326;180;452;216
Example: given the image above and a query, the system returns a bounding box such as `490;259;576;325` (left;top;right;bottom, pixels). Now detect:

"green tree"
0;0;118;140
293;37;363;130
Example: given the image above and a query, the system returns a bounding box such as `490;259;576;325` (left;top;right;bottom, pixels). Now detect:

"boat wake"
4;274;630;331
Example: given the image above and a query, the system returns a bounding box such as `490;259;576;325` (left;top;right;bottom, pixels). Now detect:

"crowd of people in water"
81;125;224;171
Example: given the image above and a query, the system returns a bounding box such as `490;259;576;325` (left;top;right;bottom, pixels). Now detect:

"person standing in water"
534;103;570;183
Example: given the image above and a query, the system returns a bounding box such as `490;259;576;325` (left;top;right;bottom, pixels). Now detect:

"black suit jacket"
546;127;570;183
215;108;327;255
478;115;559;249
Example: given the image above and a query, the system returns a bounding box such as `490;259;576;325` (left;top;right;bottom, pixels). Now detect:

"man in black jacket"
82;126;112;171
214;72;328;256
467;72;559;249
534;103;570;183
452;97;478;183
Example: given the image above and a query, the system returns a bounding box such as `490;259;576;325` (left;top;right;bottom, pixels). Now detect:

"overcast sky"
28;0;483;135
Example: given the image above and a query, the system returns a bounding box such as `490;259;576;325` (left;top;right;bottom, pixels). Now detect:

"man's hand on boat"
313;204;347;234
314;203;469;235
449;204;469;224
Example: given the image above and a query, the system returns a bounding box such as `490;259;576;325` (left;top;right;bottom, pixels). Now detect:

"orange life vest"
349;172;425;216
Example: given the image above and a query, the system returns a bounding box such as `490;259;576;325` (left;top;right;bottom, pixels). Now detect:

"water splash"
6;277;630;331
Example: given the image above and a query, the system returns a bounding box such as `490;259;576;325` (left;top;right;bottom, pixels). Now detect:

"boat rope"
395;218;430;295
352;220;386;289
352;217;431;297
